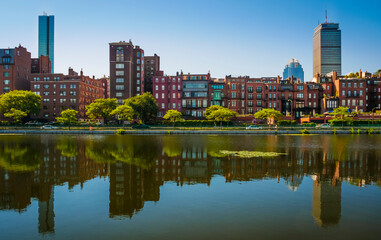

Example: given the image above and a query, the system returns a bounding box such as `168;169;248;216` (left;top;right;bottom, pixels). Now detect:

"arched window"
116;47;124;61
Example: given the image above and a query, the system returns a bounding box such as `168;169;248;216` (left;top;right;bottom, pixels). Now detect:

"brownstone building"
31;55;51;74
0;45;31;94
30;68;106;121
144;54;160;93
109;41;144;104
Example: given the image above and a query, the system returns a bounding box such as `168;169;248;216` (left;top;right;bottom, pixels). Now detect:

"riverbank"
0;129;380;135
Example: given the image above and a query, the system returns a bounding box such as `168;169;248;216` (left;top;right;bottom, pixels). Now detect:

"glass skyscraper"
38;14;54;73
283;58;304;82
313;23;341;76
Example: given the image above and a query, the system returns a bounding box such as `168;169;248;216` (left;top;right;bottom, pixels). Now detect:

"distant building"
283;58;304;82
38;14;54;73
31;55;51;74
30;68;106;121
109;41;144;104
0;45;31;94
144;54;160;93
152;71;182;117
313;22;341;76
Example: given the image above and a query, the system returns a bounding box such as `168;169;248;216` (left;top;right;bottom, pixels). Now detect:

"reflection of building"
312;178;341;227
38;188;55;233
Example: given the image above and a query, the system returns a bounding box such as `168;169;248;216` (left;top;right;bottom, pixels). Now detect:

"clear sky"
1;0;380;79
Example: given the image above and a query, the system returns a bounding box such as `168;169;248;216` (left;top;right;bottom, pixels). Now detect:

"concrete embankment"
0;129;364;135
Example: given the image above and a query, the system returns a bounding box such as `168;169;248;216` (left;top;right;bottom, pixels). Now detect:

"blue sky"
2;0;380;79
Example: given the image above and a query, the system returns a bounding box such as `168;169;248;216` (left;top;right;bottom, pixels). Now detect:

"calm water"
0;134;380;240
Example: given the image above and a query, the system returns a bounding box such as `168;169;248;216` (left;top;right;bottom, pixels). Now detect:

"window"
256;87;262;92
34;92;40;95
116;78;124;83
162;85;165;90
116;92;123;97
33;77;40;81
342;90;345;96
161;103;165;109
116;64;124;69
161;93;165;99
360;90;363;96
3;65;9;69
60;84;66;89
116;71;124;76
137;59;141;64
348;83;351;88
116;47;124;61
173;103;176;109
137;73;140;78
70;99;76;103
354;90;357;96
34;84;40;89
137;86;140;92
297;85;303;90
296;93;303;98
248;87;253;92
137;66;140;71
354;83;357;88
4;80;10;85
342;83;345;87
3;72;9;77
155;85;158;91
60;99;66;103
3;87;10;92
232;84;236;90
60;91;66;96
232;92;236;98
43;99;50;102
313;93;316;99
173;93;176;99
137;52;140;57
116;85;124;90
348;90;351;97
70;84;76;89
43;92;49;96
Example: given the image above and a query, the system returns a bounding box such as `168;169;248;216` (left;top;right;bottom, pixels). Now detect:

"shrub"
116;129;126;135
357;129;361;134
278;120;297;126
301;122;317;127
300;129;310;134
367;128;374;134
332;129;337;134
350;128;355;134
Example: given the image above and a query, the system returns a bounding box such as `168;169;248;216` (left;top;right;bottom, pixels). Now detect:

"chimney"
290;75;294;84
93;75;95;79
332;71;338;81
80;68;83;76
276;75;280;84
359;69;362;78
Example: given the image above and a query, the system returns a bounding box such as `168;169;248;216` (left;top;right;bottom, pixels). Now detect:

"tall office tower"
38;13;54;73
283;58;304;82
109;40;144;104
313;22;341;76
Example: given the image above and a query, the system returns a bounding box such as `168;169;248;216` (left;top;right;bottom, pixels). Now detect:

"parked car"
132;124;150;129
316;123;331;128
246;125;263;130
40;125;59;130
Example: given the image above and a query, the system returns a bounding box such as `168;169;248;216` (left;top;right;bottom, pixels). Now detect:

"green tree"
56;109;78;130
204;105;224;118
111;104;134;127
124;92;159;124
329;106;353;126
375;69;381;76
4;108;27;124
254;108;283;127
346;72;359;78
0;90;41;122
163;110;182;127
205;107;237;128
85;98;117;124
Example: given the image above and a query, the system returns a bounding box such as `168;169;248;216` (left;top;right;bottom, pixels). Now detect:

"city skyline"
1;0;380;79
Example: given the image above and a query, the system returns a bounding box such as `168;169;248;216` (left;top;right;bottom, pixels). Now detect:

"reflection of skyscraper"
38;187;55;233
38;13;54;73
312;178;341;227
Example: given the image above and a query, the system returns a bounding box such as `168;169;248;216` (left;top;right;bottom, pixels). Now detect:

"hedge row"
160;120;231;127
277;120;297;126
329;120;381;126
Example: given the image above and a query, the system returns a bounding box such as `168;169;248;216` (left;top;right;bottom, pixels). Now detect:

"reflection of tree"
0;136;41;172
162;136;182;157
55;137;78;158
86;136;159;170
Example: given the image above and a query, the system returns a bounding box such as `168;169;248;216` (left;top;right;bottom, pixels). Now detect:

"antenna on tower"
325;9;327;23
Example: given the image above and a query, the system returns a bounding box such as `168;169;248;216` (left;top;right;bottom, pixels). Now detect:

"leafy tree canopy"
205;107;237;127
330;106;352;121
85;98;117;124
0;90;41;117
56;109;78;128
204;105;224;118
111;105;134;126
124;92;159;124
163;110;182;123
4;108;27;124
254;108;283;126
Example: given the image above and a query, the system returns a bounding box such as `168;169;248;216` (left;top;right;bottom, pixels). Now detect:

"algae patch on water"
219;150;286;158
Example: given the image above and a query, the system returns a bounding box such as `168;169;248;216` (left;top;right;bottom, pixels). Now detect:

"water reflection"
0;135;380;235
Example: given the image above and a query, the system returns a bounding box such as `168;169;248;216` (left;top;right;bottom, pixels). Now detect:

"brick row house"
152;71;182;117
